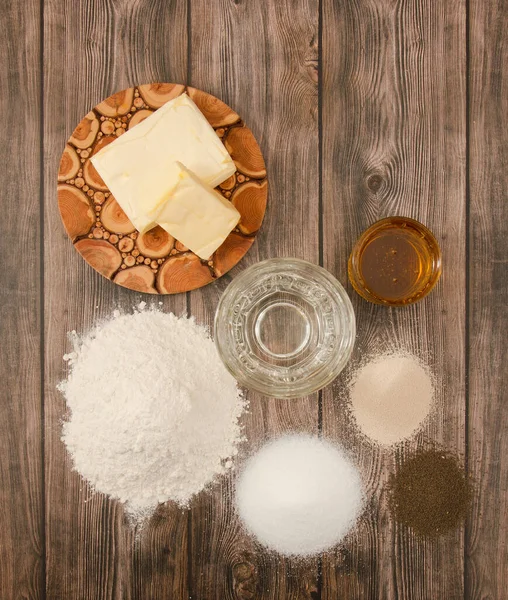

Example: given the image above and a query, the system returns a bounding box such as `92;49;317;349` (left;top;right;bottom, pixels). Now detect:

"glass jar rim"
214;258;356;398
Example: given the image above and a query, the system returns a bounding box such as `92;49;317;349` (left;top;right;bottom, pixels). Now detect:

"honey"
348;217;442;306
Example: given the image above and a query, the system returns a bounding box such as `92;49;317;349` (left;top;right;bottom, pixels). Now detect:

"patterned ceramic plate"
57;83;268;294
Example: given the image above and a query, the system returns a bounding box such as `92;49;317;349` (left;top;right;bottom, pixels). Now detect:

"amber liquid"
350;218;441;305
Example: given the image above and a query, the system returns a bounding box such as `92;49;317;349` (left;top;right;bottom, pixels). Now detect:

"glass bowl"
348;216;442;306
214;258;356;398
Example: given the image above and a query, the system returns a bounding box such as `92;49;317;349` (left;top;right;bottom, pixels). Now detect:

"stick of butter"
91;93;236;234
151;162;241;260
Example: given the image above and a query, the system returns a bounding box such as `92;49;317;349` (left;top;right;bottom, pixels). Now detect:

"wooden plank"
0;1;44;599
188;1;320;598
467;1;508;597
321;1;466;598
43;1;189;598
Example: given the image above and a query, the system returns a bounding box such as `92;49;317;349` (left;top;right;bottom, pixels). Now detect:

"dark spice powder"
388;449;472;537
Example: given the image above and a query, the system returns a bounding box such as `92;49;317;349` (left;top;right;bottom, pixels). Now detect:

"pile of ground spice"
348;352;435;446
388;449;472;537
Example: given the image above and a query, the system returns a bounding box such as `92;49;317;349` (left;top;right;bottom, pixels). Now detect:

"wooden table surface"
1;0;507;598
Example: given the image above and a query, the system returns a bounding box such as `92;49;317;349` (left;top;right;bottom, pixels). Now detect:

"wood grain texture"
188;0;320;598
1;0;507;597
0;1;44;599
43;1;189;598
321;1;466;599
467;0;508;597
0;1;44;600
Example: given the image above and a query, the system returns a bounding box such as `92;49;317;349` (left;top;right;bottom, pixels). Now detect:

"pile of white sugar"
236;435;364;556
60;307;246;521
349;352;435;446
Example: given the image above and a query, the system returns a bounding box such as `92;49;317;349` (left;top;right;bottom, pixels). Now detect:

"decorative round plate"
57;83;268;294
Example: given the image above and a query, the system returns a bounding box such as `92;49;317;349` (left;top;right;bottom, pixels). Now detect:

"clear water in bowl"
251;293;313;361
215;259;356;398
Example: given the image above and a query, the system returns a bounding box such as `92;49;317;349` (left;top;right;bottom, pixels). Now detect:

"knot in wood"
233;560;258;599
233;561;255;582
305;60;319;84
367;173;384;192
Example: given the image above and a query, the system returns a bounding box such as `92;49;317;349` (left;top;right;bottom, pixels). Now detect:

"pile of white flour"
60;306;246;521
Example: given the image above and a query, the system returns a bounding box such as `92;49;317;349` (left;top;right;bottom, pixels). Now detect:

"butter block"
153;162;240;260
90;93;236;234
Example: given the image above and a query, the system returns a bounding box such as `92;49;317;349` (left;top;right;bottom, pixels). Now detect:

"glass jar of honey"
348;217;442;306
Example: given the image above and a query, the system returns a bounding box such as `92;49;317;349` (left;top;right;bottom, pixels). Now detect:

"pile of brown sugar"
388;449;472;537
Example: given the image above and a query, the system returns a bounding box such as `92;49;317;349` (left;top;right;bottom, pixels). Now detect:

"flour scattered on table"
59;307;247;523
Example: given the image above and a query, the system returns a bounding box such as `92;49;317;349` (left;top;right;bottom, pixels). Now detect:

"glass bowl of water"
214;258;356;398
